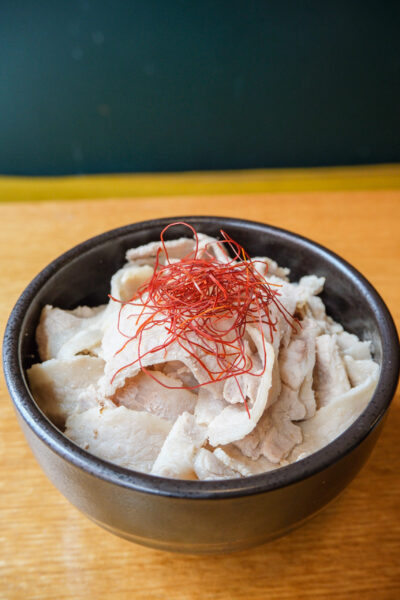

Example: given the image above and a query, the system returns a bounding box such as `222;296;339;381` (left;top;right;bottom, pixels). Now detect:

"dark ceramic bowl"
3;217;399;554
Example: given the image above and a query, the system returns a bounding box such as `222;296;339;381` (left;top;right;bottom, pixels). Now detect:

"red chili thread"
110;223;299;417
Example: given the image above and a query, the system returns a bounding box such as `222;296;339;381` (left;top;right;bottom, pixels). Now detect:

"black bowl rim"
3;216;400;499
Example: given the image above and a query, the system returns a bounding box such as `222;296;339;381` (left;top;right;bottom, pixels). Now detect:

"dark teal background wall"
1;1;399;175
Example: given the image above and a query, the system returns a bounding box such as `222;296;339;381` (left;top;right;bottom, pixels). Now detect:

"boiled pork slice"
161;361;198;388
294;275;325;312
290;366;379;462
251;256;290;281
196;233;231;263
259;403;303;463
280;338;309;391
112;370;197;422
27;356;106;426
336;331;372;360
314;334;351;407
299;374;316;419
65;406;171;473
214;446;277;477
262;276;298;353
109;263;154;303
193;448;239;480
207;340;275;447
278;317;318;419
126;237;195;265
344;355;379;388
151;412;207;479
195;387;228;426
222;346;262;406
278;384;307;421
234;402;302;464
36;304;107;361
101;311;229;399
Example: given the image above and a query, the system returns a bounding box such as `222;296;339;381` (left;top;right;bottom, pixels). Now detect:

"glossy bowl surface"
3;217;399;553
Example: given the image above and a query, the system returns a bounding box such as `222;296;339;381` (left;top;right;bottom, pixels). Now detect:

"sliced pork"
28;230;379;481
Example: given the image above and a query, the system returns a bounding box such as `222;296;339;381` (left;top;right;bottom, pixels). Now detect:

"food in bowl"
5;216;398;552
27;223;379;480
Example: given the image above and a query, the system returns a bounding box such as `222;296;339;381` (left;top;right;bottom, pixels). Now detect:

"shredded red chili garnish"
110;222;298;416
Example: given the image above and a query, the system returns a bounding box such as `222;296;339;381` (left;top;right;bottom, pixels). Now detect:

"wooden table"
1;180;399;599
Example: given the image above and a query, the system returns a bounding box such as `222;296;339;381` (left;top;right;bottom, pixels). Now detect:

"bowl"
3;217;399;554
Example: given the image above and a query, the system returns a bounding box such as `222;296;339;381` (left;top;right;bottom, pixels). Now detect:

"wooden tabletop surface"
1;188;400;599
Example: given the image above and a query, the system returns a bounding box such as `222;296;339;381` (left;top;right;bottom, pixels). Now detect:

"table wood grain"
1;190;399;600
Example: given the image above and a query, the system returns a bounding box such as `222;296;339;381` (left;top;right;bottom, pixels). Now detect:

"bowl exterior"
17;409;384;553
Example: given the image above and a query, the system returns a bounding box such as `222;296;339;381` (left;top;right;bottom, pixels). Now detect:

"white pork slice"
112;371;197;422
307;296;327;328
233;402;302;464
344;355;380;388
109;264;154;303
299;374;316;420
196;233;231;263
251;256;290;281
36;304;107;361
293;275;334;334
161;361;198;388
207;340;275;447
278;317;318;420
97;264;155;353
262;276;298;353
214;446;277;477
314;334;351;407
222;345;262;405
302;296;343;336
220;334;263;406
193;448;239;480
99;297;168;392
336;331;372;360
99;295;143;364
259;403;303;463
223;373;253;405
232;326;304;462
278;384;307;421
126;237;196;265
101;305;227;399
230;326;281;457
151;412;207;479
27;356;106;426
290;366;379;462
65;406;171;473
195;387;227;426
280;338;308;390
295;275;325;305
